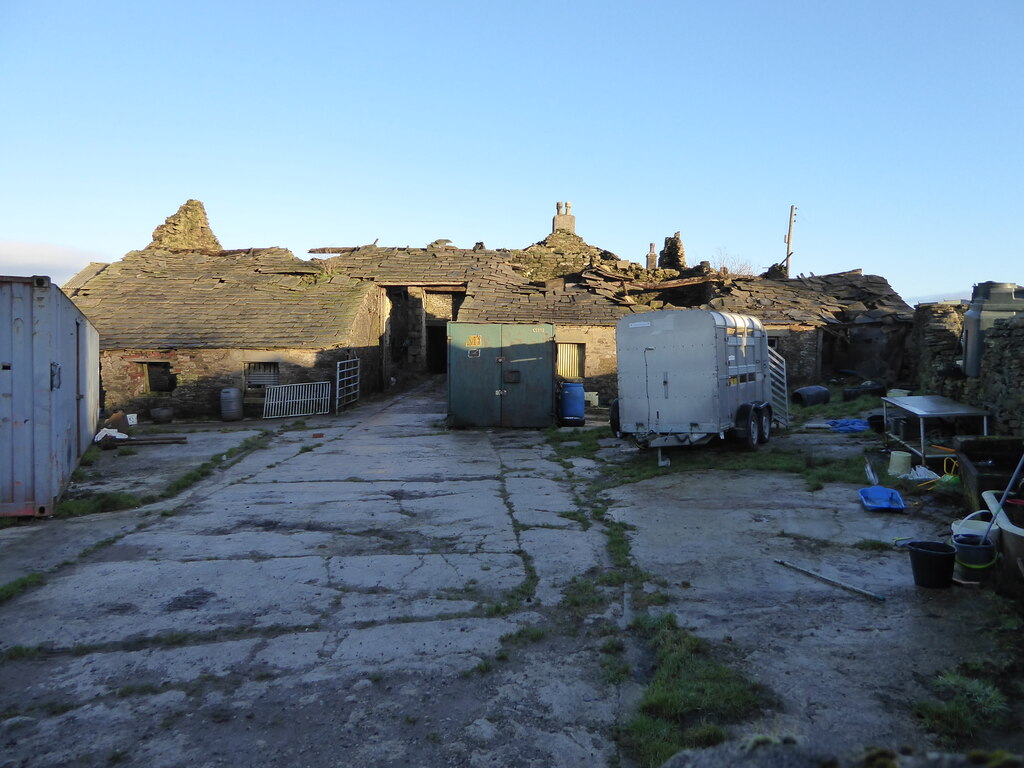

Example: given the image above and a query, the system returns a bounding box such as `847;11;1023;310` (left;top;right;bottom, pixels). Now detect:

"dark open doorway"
426;325;447;374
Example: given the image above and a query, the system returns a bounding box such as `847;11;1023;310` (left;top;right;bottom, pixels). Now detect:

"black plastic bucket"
906;541;955;588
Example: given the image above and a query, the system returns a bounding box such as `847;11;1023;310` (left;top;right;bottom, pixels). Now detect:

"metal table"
881;395;989;464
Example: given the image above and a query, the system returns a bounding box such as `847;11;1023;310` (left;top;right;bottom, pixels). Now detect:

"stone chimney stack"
646;243;657;271
552;201;576;234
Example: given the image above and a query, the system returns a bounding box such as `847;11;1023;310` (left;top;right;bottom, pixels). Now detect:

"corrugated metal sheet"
1;276;99;516
556;342;585;379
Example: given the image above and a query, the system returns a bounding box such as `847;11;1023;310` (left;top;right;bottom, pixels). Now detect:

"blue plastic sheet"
828;418;869;433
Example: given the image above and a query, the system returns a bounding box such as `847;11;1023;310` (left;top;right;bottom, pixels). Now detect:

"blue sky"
1;1;1020;303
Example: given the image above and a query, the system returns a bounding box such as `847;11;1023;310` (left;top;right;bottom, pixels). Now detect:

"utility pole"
782;205;797;277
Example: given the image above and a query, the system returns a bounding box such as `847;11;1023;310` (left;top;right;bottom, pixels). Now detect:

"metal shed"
1;276;99;516
447;322;556;428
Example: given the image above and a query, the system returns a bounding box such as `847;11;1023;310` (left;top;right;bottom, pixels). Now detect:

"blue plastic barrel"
559;381;585;427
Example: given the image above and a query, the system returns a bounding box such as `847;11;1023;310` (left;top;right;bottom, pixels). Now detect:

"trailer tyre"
758;407;772;444
609;399;621;436
735;404;760;449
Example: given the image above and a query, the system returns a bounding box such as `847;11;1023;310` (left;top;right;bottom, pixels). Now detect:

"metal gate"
335;358;360;412
768;346;789;428
262;381;331;418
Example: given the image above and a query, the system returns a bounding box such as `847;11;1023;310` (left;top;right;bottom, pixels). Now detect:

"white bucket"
888;450;912;476
951;510;1000;546
887;389;911;398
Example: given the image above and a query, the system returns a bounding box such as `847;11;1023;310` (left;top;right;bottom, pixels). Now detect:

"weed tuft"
0;573;44;604
624;613;766;766
913;671;1008;746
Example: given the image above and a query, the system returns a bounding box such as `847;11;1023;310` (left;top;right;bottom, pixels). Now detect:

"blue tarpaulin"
828;418;870;433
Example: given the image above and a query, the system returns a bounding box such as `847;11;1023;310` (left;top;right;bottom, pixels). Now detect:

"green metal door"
447;323;555;428
498;324;556;427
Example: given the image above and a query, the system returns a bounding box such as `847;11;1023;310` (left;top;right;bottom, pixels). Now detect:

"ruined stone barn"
308;203;646;401
64;201;646;416
692;270;915;384
63;201;387;418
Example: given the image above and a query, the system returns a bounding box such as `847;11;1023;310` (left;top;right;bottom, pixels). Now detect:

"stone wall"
911;303;1024;437
554;325;618;404
766;326;820;386
101;345;382;419
971;317;1024;436
912;302;967;397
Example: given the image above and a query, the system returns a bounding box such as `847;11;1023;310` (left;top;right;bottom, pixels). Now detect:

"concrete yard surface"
0;378;1021;768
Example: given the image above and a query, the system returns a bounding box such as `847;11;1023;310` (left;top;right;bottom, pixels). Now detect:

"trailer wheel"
609;399;620;436
734;404;760;449
758;407;772;444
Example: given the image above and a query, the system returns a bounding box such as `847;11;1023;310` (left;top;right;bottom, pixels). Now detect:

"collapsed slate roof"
64;248;374;350
311;239;640;326
702;270;914;327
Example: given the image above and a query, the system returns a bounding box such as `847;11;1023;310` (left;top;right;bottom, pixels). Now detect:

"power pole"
782;205;797;277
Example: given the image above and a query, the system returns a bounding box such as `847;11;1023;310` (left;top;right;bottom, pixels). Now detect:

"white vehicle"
612;309;788;453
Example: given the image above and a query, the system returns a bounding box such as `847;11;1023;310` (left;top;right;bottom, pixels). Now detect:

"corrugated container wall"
1;276;99;516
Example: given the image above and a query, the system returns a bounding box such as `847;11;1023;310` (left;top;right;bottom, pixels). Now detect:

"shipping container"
1;276;99;516
447;322;555;428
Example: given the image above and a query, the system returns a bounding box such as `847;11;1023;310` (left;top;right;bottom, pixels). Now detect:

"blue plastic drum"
559;381;585;427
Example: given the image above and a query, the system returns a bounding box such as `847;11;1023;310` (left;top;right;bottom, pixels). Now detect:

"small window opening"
245;362;280;392
142;362;176;392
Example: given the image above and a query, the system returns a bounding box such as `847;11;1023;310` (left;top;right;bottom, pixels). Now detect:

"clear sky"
1;1;1020;304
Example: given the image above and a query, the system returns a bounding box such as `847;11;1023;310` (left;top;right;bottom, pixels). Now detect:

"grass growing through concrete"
161;430;272;498
913;671;1009;746
54;491;155;518
544;426;612;461
0;573;44;605
598;444;867;492
624;613;767;767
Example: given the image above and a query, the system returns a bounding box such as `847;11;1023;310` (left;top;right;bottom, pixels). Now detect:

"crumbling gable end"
146;199;222;251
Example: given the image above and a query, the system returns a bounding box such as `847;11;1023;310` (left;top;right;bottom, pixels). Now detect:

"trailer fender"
609;398;621;436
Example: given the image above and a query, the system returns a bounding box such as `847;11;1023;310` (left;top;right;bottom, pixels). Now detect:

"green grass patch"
116;447;138;457
78;445;101;466
2;644;42;662
790;388;882;422
623;613;766;766
501;626;546;646
913;671;1009;746
0;573;44;604
54;492;152;518
544;426;612;461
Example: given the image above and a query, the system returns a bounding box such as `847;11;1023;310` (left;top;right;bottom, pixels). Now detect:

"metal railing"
262;381;332;419
767;346;790;428
336;359;360;412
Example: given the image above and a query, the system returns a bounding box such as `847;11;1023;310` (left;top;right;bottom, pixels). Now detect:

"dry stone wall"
972;317;1024;436
912;304;1024;437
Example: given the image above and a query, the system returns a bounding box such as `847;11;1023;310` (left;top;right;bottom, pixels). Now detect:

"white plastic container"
951;510;1000;546
888;450;912;476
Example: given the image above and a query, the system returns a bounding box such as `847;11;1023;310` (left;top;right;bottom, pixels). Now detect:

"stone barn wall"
554;325;618;404
100;346;378;419
766;326;820;386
